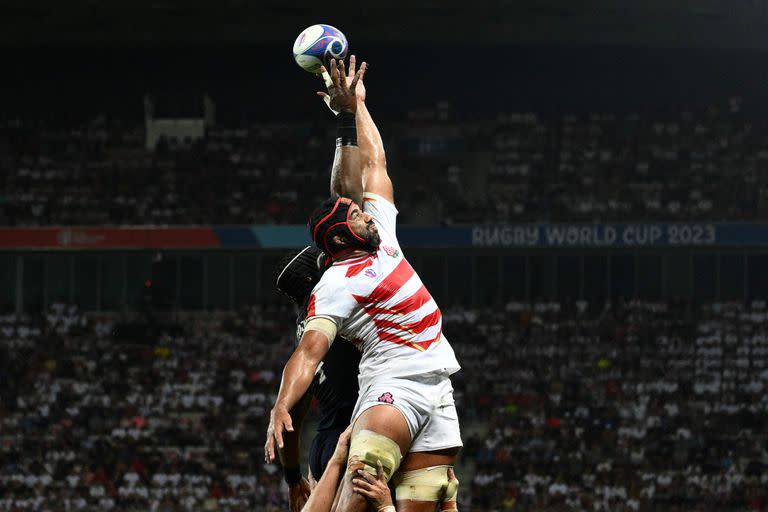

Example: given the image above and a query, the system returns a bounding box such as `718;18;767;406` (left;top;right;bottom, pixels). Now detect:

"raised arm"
320;56;392;206
356;90;393;205
265;329;330;464
319;58;366;206
329;131;362;206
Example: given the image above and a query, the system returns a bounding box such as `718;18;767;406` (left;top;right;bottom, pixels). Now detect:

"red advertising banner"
0;228;221;249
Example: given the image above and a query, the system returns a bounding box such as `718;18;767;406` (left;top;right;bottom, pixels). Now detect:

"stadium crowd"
455;300;768;511
1;299;767;511
2;100;768;226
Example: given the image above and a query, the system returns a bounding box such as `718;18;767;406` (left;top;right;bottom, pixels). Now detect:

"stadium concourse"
1;100;767;227
1;300;767;511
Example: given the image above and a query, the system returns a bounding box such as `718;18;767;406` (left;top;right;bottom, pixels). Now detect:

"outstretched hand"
344;55;367;102
318;56;367;113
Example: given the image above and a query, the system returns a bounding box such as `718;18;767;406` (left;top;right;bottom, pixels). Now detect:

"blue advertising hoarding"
241;223;768;249
3;224;768;250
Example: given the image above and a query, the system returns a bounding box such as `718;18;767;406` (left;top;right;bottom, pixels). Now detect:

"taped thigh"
393;465;459;505
346;429;403;482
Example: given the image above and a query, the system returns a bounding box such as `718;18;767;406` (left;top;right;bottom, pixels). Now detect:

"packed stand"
449;300;768;511
0;121;332;226
2;100;768;225
2;300;768;510
0;302;296;511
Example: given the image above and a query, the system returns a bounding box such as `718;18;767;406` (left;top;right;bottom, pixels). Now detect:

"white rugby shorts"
351;370;462;453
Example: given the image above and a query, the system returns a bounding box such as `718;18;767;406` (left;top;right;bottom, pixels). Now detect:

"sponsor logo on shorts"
364;268;377;278
382;246;400;258
377;392;394;404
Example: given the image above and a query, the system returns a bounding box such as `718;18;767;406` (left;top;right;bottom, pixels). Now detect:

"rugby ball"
293;24;348;74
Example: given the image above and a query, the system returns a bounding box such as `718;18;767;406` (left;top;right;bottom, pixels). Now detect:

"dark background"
2;3;768;512
3;0;768;120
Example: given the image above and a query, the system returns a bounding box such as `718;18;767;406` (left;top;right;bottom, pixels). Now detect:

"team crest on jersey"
377;392;394;404
364;268;377;278
382;246;399;258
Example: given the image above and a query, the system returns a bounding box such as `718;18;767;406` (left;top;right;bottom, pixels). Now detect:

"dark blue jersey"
310;338;361;431
295;311;361;432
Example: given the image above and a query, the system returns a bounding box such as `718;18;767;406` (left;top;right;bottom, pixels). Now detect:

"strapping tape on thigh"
393;465;458;503
347;429;402;481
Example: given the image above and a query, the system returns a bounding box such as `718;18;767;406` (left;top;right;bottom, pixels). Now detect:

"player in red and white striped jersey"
306;192;460;383
266;57;461;512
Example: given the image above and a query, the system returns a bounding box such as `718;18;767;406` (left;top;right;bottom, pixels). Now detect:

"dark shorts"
309;428;344;480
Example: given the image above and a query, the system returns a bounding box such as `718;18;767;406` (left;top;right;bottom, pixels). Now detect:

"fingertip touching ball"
293;24;348;74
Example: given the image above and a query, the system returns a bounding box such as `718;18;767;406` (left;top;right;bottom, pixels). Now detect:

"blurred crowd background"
2;100;768;226
2;300;767;511
3;2;768;511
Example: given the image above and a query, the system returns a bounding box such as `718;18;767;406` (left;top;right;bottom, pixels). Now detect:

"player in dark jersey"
271;245;361;512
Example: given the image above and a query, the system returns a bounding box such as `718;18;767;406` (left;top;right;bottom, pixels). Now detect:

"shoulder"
363;192;398;215
306;268;364;323
312;267;350;296
311;262;375;303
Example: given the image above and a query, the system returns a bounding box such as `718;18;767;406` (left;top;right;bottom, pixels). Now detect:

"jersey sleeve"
305;274;357;328
363;192;398;243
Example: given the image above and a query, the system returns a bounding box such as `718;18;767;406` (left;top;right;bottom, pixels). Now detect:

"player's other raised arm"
319;58;367;206
356;77;393;206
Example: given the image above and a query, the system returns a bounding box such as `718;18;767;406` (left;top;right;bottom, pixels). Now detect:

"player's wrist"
376;492;394;508
336;111;357;146
329;452;347;468
284;467;302;486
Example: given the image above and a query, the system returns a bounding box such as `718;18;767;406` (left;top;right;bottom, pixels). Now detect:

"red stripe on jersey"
407;308;442;333
306;294;316;318
376;327;443;352
389;284;432;315
373;308;442;335
359;285;432;318
345;256;375;278
353;258;414;305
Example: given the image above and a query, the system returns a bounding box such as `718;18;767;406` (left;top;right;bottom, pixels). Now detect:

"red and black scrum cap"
308;196;366;258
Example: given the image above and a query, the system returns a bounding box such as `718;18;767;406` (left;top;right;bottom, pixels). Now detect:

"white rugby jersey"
306;192;461;381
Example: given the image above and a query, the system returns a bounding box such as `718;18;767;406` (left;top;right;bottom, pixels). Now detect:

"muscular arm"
322;57;392;206
356;100;393;205
330;142;363;207
326;57;364;206
266;329;331;464
330;99;388;207
274;330;330;414
331;98;392;206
